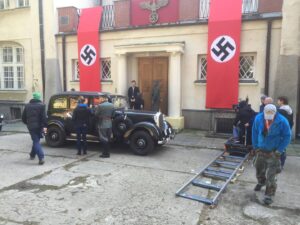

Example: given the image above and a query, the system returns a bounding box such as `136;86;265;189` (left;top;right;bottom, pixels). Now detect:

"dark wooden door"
138;57;168;114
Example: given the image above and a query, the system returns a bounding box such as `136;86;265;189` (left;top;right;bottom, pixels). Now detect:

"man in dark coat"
22;92;47;165
128;80;140;109
233;100;256;145
151;80;160;112
72;96;92;155
95;97;114;158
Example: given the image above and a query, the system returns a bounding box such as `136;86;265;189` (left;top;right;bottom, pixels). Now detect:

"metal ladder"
176;151;249;206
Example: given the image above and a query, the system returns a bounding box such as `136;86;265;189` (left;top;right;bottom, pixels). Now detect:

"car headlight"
0;114;3;119
154;112;160;127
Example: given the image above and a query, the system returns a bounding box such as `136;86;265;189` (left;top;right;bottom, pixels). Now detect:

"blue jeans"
29;129;44;160
76;124;87;153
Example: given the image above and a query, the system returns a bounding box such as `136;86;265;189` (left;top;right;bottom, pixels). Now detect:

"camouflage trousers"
254;150;281;196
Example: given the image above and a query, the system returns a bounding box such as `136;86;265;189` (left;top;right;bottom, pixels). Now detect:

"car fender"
123;122;160;141
47;120;65;131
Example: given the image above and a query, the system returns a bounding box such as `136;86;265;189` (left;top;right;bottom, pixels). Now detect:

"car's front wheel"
129;130;154;155
46;126;66;147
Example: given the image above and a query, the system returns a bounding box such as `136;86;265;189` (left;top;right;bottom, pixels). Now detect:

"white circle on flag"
80;44;97;66
210;35;236;63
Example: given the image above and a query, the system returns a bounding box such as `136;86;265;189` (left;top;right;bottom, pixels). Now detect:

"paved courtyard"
0;125;299;225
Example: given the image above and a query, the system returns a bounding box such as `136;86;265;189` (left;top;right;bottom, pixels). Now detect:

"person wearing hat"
22;92;47;165
252;104;291;205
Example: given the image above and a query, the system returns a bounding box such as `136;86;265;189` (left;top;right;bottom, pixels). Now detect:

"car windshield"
110;95;129;109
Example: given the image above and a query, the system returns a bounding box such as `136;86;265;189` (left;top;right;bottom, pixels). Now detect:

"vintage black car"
46;91;175;155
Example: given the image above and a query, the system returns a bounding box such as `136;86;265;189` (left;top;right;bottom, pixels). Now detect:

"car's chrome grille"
159;113;164;130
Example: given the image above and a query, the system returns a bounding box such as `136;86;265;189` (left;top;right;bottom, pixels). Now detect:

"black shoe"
29;155;35;160
100;154;110;158
38;159;45;165
77;151;82;155
254;184;264;191
83;151;87;155
263;196;273;205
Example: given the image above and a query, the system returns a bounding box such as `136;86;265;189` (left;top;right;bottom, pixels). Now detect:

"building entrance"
138;57;168;115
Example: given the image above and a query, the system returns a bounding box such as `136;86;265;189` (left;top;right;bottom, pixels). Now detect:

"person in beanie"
22;92;47;165
252;104;291;205
95;97;114;158
72;96;92;155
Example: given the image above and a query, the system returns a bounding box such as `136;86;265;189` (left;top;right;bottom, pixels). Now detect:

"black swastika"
211;37;235;62
81;45;96;65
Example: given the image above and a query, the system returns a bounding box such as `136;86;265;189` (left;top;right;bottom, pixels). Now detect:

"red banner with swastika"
77;7;102;91
205;0;242;109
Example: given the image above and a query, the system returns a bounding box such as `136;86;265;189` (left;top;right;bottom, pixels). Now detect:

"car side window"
53;97;67;109
70;97;79;110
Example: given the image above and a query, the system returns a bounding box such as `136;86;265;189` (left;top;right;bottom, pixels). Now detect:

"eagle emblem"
140;0;169;24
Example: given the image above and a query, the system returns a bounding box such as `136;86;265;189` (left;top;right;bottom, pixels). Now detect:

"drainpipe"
264;20;272;95
38;0;46;100
62;34;67;91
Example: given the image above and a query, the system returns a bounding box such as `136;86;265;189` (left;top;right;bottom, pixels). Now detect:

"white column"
116;53;127;95
168;51;181;117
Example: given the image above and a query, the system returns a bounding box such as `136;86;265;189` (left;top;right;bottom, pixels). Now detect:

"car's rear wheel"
129;130;154;155
46;126;66;147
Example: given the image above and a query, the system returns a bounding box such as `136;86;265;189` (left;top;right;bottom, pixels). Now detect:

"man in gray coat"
95;97;114;158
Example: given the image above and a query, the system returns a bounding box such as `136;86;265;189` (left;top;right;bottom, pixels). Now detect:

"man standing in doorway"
128;80;140;109
252;104;291;205
22;92;47;165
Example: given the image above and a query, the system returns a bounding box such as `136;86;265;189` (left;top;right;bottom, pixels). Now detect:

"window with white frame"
101;58;111;80
73;58;111;81
0;0;9;10
73;60;79;81
197;54;255;81
0;45;25;90
17;0;29;7
239;55;255;80
198;55;207;80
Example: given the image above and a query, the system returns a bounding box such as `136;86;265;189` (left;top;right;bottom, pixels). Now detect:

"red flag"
131;0;179;26
205;0;242;109
77;7;102;92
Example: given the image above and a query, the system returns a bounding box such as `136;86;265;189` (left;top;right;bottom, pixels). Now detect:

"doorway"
138;57;168;114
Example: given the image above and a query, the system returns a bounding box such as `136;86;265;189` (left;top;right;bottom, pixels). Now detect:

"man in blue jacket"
252;104;291;205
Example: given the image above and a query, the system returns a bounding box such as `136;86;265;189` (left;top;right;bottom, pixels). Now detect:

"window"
242;0;258;14
73;58;111;81
197;54;255;82
0;0;9;10
53;98;67;109
0;45;25;90
101;58;111;80
60;16;69;25
17;0;29;7
239;55;254;80
198;56;207;80
3;47;13;63
73;60;79;81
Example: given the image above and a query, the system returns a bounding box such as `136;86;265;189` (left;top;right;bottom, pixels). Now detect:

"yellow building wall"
58;19;282;112
0;1;42;102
